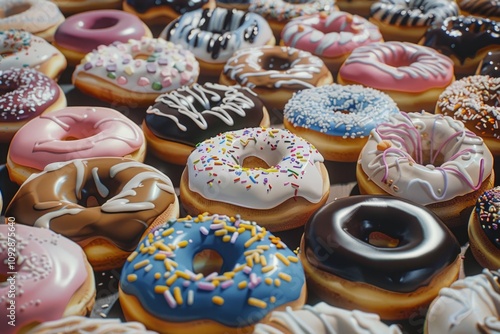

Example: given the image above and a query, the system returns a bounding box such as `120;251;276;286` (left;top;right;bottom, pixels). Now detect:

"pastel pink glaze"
54;9;149;53
8;106;145;170
338;41;454;92
0;224;88;334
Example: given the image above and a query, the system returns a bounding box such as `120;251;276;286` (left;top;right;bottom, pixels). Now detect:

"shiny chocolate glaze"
478;51;500;77
125;0;209;14
303;195;461;293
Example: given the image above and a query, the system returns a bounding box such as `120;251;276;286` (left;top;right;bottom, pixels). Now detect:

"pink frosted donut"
281;11;383;75
54;9;152;65
338;41;455;112
6;106;146;185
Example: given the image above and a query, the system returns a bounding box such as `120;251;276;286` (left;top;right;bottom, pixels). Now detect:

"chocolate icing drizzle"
303;195;461;293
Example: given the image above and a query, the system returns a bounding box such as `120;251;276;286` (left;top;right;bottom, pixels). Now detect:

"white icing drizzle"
92;166;110;198
249;0;337;20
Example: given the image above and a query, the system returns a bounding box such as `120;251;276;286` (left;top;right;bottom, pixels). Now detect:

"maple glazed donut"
356;112;495;228
336;0;377;17
6;106;146;185
51;0;122;15
0;224;96;334
0;68;67;143
436;75;500;156
280;11;383;75
4;157;179;271
337;41;455;112
53;9;152;66
123;0;214;25
458;0;500;21
180;127;330;232
119;213;307;334
143;82;270;165
220;45;333;114
0;0;65;42
0;30;67;81
160;7;275;78
72;37;199;107
300;195;462;320
369;0;460;43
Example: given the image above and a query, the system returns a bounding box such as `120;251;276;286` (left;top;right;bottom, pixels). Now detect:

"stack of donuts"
1;0;500;333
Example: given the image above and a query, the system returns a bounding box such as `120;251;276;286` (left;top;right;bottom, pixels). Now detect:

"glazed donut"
143;82;270;165
280;11;383;76
0;68;67;143
477;51;500;77
220;45;333;113
468;186;500;270
458;0;500;21
179;127;330;232
27;316;158;334
215;0;251;10
248;0;338;41
0;0;65;42
6;106;146;185
51;0;122;15
336;0;377;17
435;75;500;156
0;224;96;334
160;7;276;79
300;195;462;320
283;84;400;162
123;0;214;25
424;269;500;333
53;9;152;66
369;0;459;43
4;157;179;271
72;37;200;107
356;112;495;228
0;30;67;81
254;302;404;333
419;15;500;77
119;213;307;334
337;41;455;112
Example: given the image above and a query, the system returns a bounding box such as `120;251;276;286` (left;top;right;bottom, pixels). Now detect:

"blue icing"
283;84;400;138
120;214;305;327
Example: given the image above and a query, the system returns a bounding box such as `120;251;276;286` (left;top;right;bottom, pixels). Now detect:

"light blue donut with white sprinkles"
284;84;400;138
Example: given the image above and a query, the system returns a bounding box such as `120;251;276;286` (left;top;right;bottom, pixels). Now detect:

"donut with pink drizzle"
280;11;383;75
356;111;495;227
6;106;146;185
337;41;455;112
0;224;95;334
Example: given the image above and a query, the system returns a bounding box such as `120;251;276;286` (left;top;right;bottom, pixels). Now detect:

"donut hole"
262;56;291;71
87;17;119;30
1;4;31;18
241;156;271;169
383;53;413;68
192;249;224;276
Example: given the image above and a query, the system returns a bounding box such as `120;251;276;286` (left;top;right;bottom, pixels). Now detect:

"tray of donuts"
2;0;500;332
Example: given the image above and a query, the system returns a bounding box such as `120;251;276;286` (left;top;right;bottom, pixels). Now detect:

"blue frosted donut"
119;213;306;333
283;84;400;162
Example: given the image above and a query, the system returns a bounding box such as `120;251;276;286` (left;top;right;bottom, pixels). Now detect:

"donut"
253;302;404;333
119;213;307;334
283;84;400;162
0;30;67;81
248;0;338;41
215;0;251;10
435;75;500;156
51;0;122;15
419;15;500;77
179;127;330;232
458;0;500;21
72;37;200;107
467;186;500;270
337;41;455;113
336;0;377;17
369;0;460;43
424;269;500;333
220;45;333;114
0;223;96;334
356;111;495;228
280;11;383;76
142;82;271;165
4;157;180;271
0;68;67;143
476;51;500;77
300;195;462;320
6;106;146;185
0;0;65;42
159;7;276;79
53;9;153;66
123;0;215;25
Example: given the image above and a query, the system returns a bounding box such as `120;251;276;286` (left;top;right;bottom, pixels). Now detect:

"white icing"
0;0;64;35
249;0;337;20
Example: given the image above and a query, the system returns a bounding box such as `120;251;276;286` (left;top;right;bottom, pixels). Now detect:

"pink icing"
8;106;145;170
338;41;454;92
0;224;88;334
